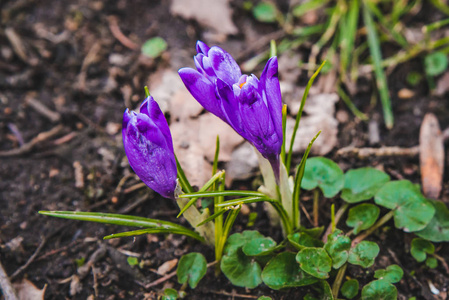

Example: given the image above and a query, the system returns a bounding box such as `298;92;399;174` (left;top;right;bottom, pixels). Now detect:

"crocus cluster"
122;41;283;200
122;96;177;199
179;41;283;178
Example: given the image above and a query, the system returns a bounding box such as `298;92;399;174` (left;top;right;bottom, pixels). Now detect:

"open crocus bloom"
179;41;283;179
122;96;177;199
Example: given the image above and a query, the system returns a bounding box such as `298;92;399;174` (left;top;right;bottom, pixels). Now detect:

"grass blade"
103;228;204;242
197;209;227;227
337;86;368;121
286;61;326;172
363;1;394;129
216;196;272;208
176;155;193;193
179;190;266;198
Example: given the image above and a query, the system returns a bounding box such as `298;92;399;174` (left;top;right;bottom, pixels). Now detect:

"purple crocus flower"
123;96;177;199
178;41;283;178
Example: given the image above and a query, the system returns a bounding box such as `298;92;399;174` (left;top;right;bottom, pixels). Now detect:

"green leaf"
410;238;435;262
288;232;324;251
221;248;262;289
127;256;139;266
161;288;178;300
341;168;390;203
296;247;332;279
242;236;277;256
348;241;379;268
292;0;327;18
374;181;435;232
252;2;278;23
312;280;334;300
141;37;167;58
415;200;449;242
258;297;272;300
223;231;265;255
262;252;317;290
324;229;351;269
346;204;380;235
341;279;359;299
301;157;344;197
361;280;397;300
374;265;403;284
177;253;207;289
424;52;449;76
426;257;438;268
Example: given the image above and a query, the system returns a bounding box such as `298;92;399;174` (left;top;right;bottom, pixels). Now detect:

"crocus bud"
179;41;283;178
122;96;177;199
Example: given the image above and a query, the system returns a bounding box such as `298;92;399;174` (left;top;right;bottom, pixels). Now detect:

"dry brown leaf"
13;279;46;300
157;259;178;276
419;113;444;199
170;0;238;36
435;71;449;96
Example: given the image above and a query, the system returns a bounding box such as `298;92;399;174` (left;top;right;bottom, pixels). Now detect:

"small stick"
0;124;65;157
352;210;395;246
123;182;147;194
313;189;320;227
25;97;61;122
10;235;47;280
337;145;420;159
107;16;139;50
0;259;18;300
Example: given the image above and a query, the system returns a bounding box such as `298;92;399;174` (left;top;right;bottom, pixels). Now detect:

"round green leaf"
415;200;449;242
374;265;403;284
374;180;435;232
424;52;448;76
141;37;167;58
243;236;277;256
426;257;438;268
361;280;397;300
348;241;379;268
296;247;332;279
301;157;345;197
324;229;351;269
262;252;317;290
177;252;207;289
312;280;334;300
341;168;390;203
288;232;324;251
221;248;262;288
341;279;359;299
252;2;278;23
224;230;265;255
258;297;272;300
410;238;434;262
161;288;178;300
346;204;380;235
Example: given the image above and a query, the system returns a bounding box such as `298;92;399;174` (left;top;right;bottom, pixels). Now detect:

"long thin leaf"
176;155;193;194
339;0;359;73
216;196;272;208
281;104;288;166
337;86;368;121
39;211;187;230
197;209;227;227
363;1;394;129
179;190;266;198
177;171;225;218
291;131;321;230
286;61;326;172
103;228;204;242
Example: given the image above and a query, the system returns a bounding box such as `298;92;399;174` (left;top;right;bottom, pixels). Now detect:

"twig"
107;16;139;50
144;261;217;289
10;235;47;280
209;290;259;299
118;194;149;214
0;124;65;157
336;145;420;159
352;210;395;246
0;259;18;300
433;253;449;275
313;189;320;227
123;182;147;194
300;202;314;226
25;96;61;122
235;30;284;61
332;263;347;299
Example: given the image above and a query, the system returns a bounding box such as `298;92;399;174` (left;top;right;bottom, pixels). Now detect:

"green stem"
332;263;347;298
322;203;349;242
352;210;395;245
270;200;293;236
215;175;225;264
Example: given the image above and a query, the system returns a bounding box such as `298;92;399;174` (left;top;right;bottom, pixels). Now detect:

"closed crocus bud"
179;41;283;178
122;96;177;199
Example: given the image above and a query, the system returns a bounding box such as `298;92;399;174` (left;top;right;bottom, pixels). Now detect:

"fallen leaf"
419;113;444;199
157;258;178;275
170;0;238;36
13;279;46;300
435;71;449;96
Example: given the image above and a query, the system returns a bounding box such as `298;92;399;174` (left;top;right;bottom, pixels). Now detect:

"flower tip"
196;40;210;54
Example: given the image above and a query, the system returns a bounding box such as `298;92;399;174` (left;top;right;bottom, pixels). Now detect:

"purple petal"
207;46;241;85
196;40;210;54
260;57;283;144
216;78;247;139
178;67;226;120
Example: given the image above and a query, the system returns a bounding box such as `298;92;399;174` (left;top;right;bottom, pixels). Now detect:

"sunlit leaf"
348;241;379;268
301;157;344;197
341;168;390;203
424;52;449;76
346;204;380;234
252;2;278;23
141;37;167;58
374;265;403;284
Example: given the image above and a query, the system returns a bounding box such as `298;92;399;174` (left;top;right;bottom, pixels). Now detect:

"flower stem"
332;263;347;299
352;210;395;245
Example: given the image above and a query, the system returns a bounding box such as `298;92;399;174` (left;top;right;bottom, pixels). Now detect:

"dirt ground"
1;0;449;299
